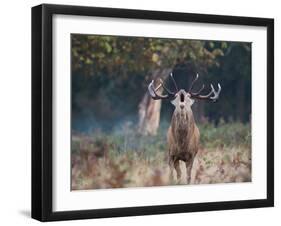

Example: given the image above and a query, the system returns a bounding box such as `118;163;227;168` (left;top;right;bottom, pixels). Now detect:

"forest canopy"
71;34;251;133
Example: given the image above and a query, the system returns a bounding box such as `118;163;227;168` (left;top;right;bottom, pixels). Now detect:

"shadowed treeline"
71;35;251;132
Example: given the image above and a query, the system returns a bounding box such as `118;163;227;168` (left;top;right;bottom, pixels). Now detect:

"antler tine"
159;79;175;96
190;83;222;102
148;80;173;100
189;73;199;92
170;73;178;92
190;84;205;96
210;83;221;102
148;72;178;100
196;84;214;98
188;72;221;102
154;82;162;92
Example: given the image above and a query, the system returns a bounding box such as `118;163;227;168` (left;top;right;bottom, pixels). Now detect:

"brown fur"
167;108;200;183
148;74;220;183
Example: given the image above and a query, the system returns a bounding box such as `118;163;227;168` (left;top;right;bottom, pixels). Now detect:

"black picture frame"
32;3;274;222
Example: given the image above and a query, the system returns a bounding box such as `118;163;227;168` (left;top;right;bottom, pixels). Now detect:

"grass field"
71;121;251;190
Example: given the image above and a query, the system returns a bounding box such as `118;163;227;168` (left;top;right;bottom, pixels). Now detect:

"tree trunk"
138;68;172;136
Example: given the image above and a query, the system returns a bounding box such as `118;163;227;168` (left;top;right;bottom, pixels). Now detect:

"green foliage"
72;121;251;156
199;121;251;148
71;34;224;76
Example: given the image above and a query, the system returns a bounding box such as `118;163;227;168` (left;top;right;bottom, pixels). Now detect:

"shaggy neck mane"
171;109;195;145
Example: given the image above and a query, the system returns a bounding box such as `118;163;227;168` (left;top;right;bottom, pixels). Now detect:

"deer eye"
180;93;185;102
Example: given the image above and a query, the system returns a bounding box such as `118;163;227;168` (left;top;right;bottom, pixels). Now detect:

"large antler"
189;73;221;102
148;73;178;100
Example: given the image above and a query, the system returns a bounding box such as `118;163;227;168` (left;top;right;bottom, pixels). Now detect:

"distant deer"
148;73;221;183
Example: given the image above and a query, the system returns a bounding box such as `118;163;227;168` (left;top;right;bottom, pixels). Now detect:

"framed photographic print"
32;4;274;221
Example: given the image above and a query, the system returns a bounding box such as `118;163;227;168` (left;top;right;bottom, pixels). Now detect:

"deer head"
148;73;221;111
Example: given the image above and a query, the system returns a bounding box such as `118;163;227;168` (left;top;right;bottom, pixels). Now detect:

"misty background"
71;34;251;133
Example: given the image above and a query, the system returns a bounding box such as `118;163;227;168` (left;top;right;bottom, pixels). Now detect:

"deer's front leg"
174;159;181;182
168;155;174;182
185;155;195;184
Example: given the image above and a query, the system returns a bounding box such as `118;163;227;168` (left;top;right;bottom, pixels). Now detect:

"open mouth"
180;93;185;102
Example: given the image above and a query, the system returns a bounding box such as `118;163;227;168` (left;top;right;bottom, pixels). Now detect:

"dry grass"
71;139;251;190
71;122;251;190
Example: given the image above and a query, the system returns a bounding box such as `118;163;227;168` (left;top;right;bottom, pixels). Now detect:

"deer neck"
171;108;195;141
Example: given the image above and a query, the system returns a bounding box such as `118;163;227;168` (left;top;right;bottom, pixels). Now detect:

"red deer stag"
148;73;221;183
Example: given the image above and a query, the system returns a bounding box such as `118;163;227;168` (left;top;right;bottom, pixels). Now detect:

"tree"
71;35;228;134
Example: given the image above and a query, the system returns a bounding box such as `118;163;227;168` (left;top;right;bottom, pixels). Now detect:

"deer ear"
170;98;177;106
190;98;195;106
